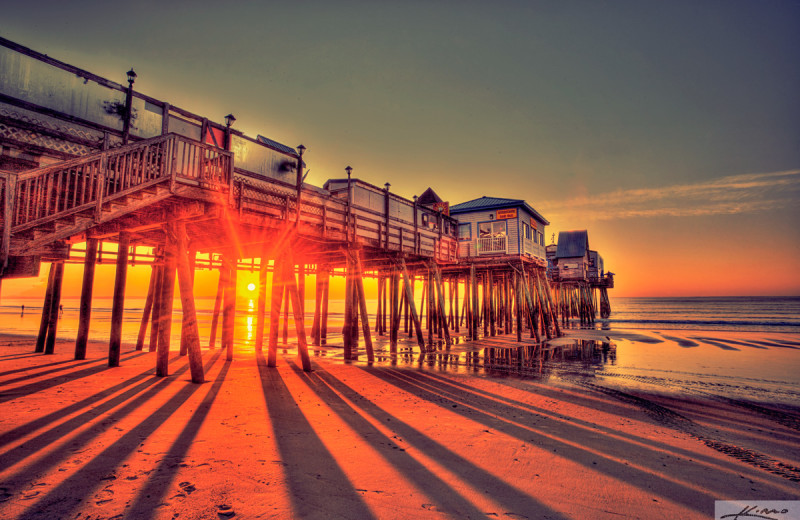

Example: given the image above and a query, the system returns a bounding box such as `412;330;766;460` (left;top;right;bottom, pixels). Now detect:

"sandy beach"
0;329;798;520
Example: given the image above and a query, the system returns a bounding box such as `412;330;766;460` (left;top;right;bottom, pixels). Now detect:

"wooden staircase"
1;133;232;275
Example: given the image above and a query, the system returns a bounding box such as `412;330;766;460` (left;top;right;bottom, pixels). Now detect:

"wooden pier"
0;37;613;383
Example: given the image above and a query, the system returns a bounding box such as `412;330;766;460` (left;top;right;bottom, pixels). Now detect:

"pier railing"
477;236;507;255
233;173;459;263
7;133;232;232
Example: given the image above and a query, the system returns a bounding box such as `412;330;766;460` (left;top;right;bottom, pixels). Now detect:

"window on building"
458;223;471;241
523;223;532;241
478;221;507;238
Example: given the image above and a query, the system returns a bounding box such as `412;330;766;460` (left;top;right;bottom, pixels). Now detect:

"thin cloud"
539;169;800;221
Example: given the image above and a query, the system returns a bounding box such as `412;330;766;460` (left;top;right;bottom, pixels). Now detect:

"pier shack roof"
555;230;589;259
450;196;549;225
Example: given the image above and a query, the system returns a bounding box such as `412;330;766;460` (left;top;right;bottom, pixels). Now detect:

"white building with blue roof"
449;196;549;266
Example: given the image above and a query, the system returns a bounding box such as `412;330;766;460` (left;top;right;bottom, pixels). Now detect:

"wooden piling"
353;251;374;363
35;263;56;353
312;264;323;346
343;255;354;360
470;264;478;340
515;272;523;342
135;263;156;352
149;258;164;352
390;265;401;352
400;258;425;351
43;262;64;355
432;263;451;346
320;267;329;345
282;286;289;345
156;234;177;376
172;222;204;383
222;254;237;361
255;251;269;353
267;252;285;367
208;264;225;350
109;233;130;367
283;250;312;371
75;238;98;359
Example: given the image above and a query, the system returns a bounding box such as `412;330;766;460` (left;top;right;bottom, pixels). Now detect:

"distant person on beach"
59;304;63;316
20;305;24;316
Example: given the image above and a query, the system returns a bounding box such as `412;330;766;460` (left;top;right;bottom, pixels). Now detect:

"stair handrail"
10;134;233;232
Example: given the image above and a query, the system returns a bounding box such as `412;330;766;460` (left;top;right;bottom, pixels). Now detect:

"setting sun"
247;283;256;292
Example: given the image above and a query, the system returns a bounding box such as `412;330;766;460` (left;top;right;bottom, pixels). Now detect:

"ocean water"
0;296;345;350
602;296;800;333
1;294;799;404
2;295;799;344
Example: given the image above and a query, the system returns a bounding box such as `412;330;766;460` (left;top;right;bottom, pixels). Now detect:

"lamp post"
384;183;391;248
224;113;236;151
122;68;137;144
345;166;353;242
295;144;305;226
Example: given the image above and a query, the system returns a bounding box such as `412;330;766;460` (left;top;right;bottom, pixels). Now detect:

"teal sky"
2;1;799;295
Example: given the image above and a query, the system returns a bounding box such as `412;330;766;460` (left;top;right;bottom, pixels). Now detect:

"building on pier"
546;230;614;321
0;35;612;376
448;196;549;267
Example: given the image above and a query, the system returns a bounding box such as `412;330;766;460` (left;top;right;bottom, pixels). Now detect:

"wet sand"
0;330;798;519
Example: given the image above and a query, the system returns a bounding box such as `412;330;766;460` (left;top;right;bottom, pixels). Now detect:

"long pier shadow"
0;357;105;386
0;351;147;404
357;365;787;515
0;357;92;378
0;354;180;448
293;362;568;519
0;356;183;471
6;352;221;518
125;358;231;517
255;355;377;520
411;370;796;482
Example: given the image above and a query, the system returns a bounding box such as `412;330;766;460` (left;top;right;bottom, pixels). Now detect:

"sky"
1;0;799;297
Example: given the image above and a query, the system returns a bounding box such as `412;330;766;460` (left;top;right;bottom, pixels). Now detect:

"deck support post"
534;271;553;340
267;252;285;367
375;276;383;334
171;222;204;383
255;249;269;353
75;238;98;359
312;264;323;346
426;267;434;345
109;233;130;367
208;264;225;349
222;254;237;361
463;273;470;337
320;267;329;346
399;258;425;352
43;262;65;355
281;251;312;371
353;250;374;363
179;248;196;356
515;272;523;342
470;264;478;340
149;253;164;352
432;263;450;346
156;233;177;376
135;262;156;351
282;285;289;345
521;267;541;343
35;263;57;353
343;255;355;360
390;265;400;353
